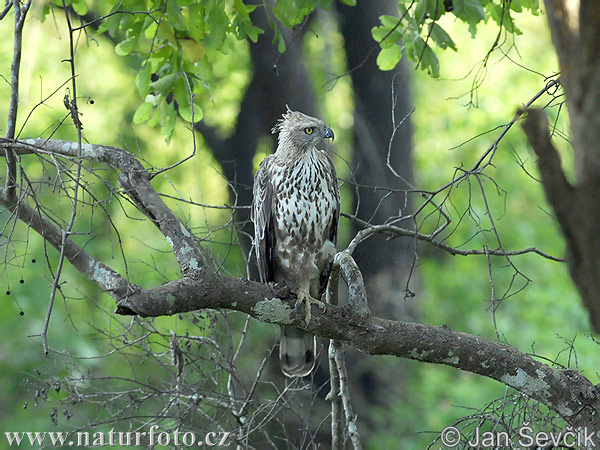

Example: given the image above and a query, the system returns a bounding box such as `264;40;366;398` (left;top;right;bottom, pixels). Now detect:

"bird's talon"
295;291;325;323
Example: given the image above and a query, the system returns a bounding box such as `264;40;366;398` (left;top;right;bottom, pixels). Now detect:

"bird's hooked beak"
323;127;335;141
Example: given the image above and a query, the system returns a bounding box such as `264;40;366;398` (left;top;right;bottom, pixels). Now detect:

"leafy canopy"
45;0;538;138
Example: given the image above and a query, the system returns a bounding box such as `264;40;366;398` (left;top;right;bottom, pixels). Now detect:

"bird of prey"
252;109;340;377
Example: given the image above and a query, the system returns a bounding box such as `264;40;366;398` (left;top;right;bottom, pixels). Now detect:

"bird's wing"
325;152;340;246
319;151;340;298
252;155;276;283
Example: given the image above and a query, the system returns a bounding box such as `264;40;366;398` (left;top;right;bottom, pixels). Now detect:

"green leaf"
180;39;205;62
429;22;457;50
268;16;286;53
174;77;191;109
510;0;523;12
115;39;136;56
133;102;153;124
107;14;122;38
521;0;540;14
72;0;88;16
244;24;264;43
151;73;179;96
379;15;402;28
453;0;486;23
161;103;177;143
486;3;521;34
415;38;440;77
178;102;204;123
273;0;315;27
372;27;402;48
340;0;357;5
41;3;51;23
376;44;403;71
156;21;176;45
372;15;403;48
136;64;152;97
204;0;229;49
167;0;187;31
188;3;205;41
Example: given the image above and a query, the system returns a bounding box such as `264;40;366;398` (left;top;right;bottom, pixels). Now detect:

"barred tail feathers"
279;325;316;377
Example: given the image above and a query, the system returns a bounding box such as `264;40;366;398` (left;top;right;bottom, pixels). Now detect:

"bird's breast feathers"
272;149;336;240
269;148;337;282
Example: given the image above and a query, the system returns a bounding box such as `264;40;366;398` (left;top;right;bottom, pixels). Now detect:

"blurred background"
0;0;595;448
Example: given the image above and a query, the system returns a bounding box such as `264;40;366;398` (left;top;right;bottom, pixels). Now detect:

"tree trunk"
522;0;600;332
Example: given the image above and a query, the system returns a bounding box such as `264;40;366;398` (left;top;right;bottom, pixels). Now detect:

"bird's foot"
295;291;325;324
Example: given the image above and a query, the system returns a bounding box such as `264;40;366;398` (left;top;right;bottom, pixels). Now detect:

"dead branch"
0;138;209;274
327;340;344;450
342;215;565;262
333;341;361;450
3;0;31;202
112;271;600;432
2;137;598;433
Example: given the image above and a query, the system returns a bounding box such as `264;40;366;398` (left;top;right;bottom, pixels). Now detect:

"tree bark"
523;0;600;332
3;137;600;435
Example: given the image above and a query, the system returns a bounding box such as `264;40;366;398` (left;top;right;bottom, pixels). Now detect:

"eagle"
252;109;340;377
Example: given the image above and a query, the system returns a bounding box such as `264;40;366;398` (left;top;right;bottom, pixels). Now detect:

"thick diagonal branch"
0;138;209;274
0;186;132;297
520;109;574;227
521;108;600;332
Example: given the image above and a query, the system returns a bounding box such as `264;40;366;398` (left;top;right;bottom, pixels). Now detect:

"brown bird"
252;109;340;377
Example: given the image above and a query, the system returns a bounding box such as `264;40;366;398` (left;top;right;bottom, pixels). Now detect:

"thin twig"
4;0;31;201
43;2;86;357
328;340;343;449
333;341;362;449
0;1;12;20
343;216;564;262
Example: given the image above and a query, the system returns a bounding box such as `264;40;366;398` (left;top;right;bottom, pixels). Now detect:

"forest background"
0;0;596;448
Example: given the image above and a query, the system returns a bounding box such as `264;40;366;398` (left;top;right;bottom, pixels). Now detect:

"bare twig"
3;0;31;201
333;341;362;449
0;186;132;296
327;340;344;449
343;217;564;262
0;1;12;20
326;255;344;449
0;138;210;273
41;1;86;357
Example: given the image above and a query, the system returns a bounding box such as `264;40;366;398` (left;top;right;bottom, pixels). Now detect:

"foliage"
1;0;598;448
39;0;542;142
372;0;540;77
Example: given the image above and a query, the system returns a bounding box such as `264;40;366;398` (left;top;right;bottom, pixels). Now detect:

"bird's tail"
279;325;316;377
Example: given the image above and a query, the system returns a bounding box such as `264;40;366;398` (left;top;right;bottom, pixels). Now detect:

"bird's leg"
295;289;325;323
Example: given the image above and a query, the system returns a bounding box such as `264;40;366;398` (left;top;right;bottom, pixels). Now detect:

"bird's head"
272;109;334;152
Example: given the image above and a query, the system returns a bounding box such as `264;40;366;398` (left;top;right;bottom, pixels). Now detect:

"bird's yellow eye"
304;127;314;135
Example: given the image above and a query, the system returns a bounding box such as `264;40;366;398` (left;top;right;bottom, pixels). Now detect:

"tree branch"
542;0;574;76
2;138;598;432
0;138;209;274
0;186;132;297
333;341;362;450
115;271;600;431
520;108;574;233
4;0;31;202
342;215;565;262
327;339;344;450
